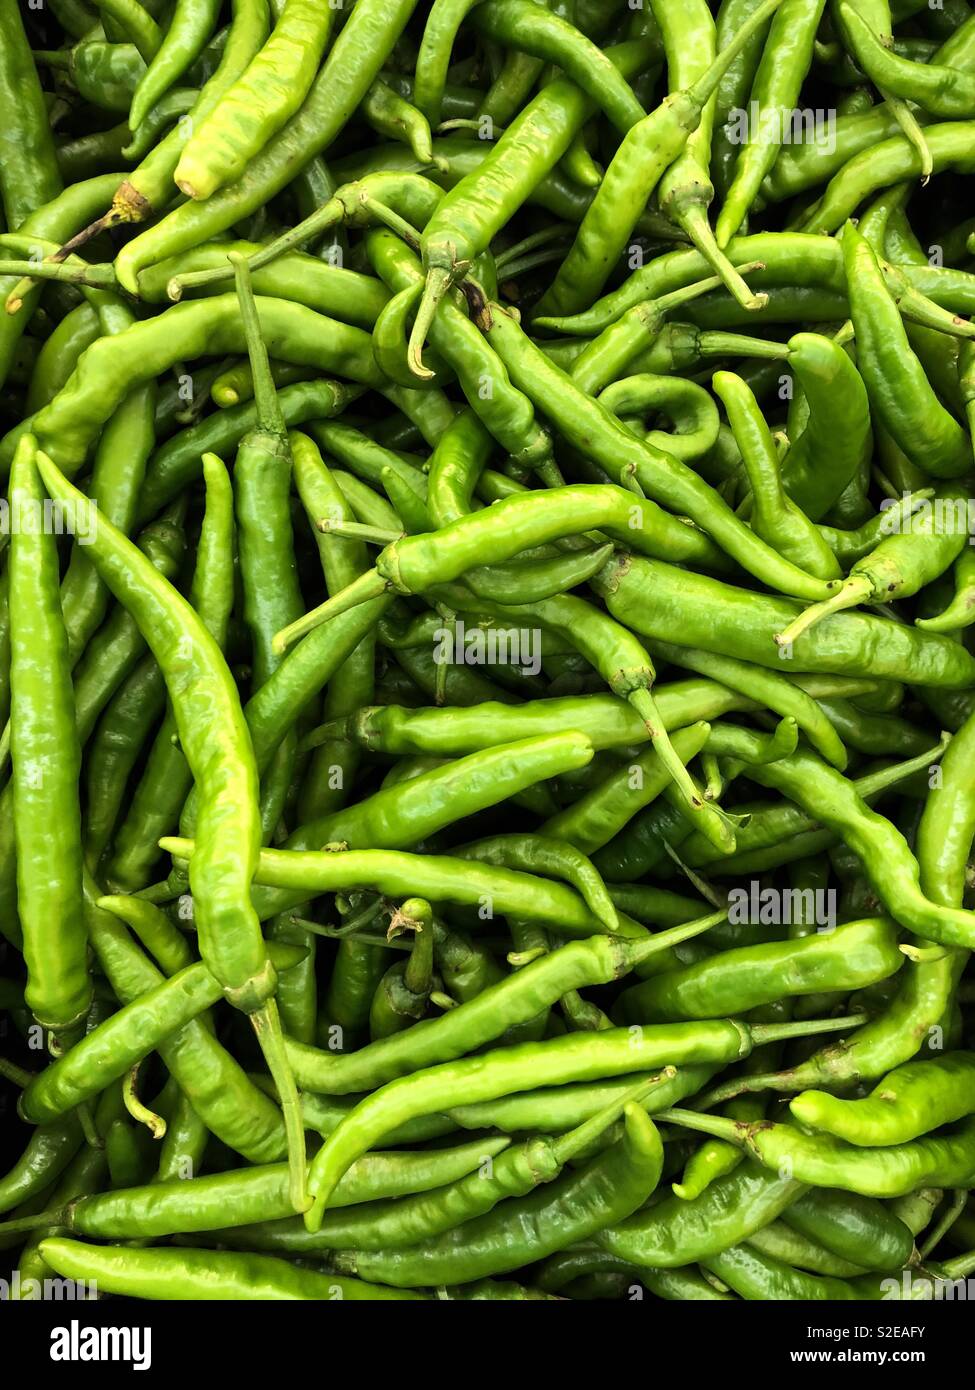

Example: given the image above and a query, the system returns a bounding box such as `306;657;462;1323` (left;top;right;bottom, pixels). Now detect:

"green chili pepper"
304;1012;862;1229
113;0;423;294
777;483;972;646
715;0;828;245
106;454;235;892
128;0;221;130
593;551;975;689
9;436;90;1041
617;917;902;1024
175;0;335;200
38;1238;426;1300
0;0;63;228
598;1161;803;1267
532;0;784;322
37;454;308;1213
792;1051;975;1145
334;1103;665;1287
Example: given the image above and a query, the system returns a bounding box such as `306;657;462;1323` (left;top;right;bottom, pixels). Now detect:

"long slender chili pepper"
38;1238;426;1300
647;0;766;311
36;455;308;1214
303;1012;863;1230
106;453;235;891
715;0;828;245
401;37;656;375
333;1102;665;1287
112;0;424;294
593;551;975;688
129;0;222;131
531;0;784;322
660;1106;975;1197
9;436;90;1043
0;0;63;229
776;482;972;645
174;1;335;200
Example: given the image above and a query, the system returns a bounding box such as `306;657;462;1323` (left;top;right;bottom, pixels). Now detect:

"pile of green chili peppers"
1;0;975;1308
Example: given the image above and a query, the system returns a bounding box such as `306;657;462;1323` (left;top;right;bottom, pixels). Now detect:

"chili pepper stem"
629;689;735;852
122;1063;167;1141
552;1068;677;1163
250;1000;309;1214
0;1206;71;1237
317;519;403;545
775;576;874;648
653;263;767;320
409;265;456;379
919;1190;966;1260
884;95;933;183
656;1106;744;1144
624;908;728;968
358;195;421;252
0;1056;33;1088
51;204;132;266
1;259;119;313
675;205;769;313
230;254;287;435
271;569;390;654
750;1013;868;1044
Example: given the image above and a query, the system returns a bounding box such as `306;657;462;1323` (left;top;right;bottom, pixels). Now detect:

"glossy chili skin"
0;175;125;393
106;453;235;892
0;0;63;229
26;296;383;474
792;1052;975;1145
471;302;840;601
114;0;423;293
470;0;645;135
39;1239;426;1301
533;229;969;337
532;3;781;320
84;653;167;871
130;0;222;130
598;1161;803;1267
37;458;273;1009
593;551;975;689
335;1106;664;1287
780;332;873;521
617;917;902;1023
714;0;827;245
175;1;335;199
843;222;970;478
302;1013;847;1230
137;378;359;522
83;883;292;1165
18;932;301;1126
9;437;90;1039
842;3;975;115
701;1244;923;1300
715;370;840;580
35;1137;510;1240
667;1106;975;1197
406;38;653;367
804;121;975;236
